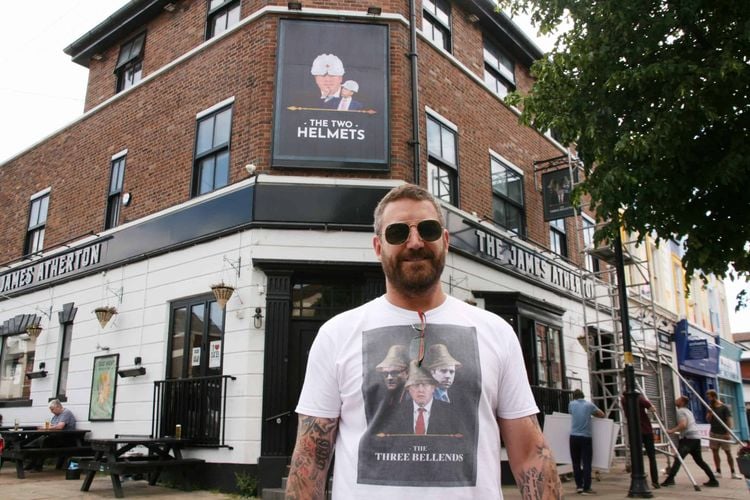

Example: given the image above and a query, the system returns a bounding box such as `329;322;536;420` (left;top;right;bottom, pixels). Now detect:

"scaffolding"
577;225;676;457
532;151;678;459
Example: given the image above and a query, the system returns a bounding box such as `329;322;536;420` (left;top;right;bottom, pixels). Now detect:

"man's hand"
499;415;562;499
286;415;338;500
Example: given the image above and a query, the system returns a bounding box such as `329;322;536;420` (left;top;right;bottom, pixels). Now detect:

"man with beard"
287;184;560;499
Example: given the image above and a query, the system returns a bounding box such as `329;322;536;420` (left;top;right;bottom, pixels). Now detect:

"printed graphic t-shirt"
296;295;539;499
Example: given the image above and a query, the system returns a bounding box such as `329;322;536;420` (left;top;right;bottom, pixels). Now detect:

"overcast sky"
1;1;748;333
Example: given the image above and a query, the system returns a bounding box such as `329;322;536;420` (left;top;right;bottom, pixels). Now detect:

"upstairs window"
490;155;524;236
192;104;233;196
423;0;451;52
105;153;126;230
549;218;568;258
207;0;241;39
483;39;515;99
25;191;50;255
115;32;145;93
582;215;600;273
426;114;458;205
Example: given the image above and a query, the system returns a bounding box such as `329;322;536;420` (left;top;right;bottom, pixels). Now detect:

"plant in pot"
738;441;750;478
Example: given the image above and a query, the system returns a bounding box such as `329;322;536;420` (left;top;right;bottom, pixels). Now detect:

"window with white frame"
549;218;568;257
483;38;515;98
426;114;458;205
105;154;126;230
582;215;600;272
0;319;38;401
490;155;524;236
192;104;233;196
25;191;49;255
422;0;451;52
206;0;241;39
115;32;145;93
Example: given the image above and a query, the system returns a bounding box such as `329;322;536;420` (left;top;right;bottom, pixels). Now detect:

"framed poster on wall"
89;353;119;421
272;19;390;171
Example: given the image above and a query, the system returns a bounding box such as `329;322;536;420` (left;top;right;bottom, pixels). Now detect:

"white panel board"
542;414;617;471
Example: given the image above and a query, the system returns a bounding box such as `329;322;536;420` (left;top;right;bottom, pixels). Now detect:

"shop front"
674;319;719;423
717;337;749;440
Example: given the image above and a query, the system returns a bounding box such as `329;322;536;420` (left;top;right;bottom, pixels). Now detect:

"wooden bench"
78;457;204;497
79;437;204;498
0;429;92;479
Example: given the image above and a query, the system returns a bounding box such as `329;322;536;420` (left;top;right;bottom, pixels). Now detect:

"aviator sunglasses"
383;219;443;245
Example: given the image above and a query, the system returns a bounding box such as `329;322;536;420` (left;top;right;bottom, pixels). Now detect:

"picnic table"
0;428;92;478
78;437;204;498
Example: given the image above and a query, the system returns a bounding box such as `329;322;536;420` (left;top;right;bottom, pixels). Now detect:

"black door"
286;319;325;452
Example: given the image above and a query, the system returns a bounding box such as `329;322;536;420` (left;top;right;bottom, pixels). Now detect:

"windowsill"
50;395;68;403
0;399;33;408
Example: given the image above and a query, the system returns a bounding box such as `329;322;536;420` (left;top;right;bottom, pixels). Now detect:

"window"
534;322;563;389
582;215;600;272
56;322;73;400
0;318;38;401
426;114;458;205
422;0;451;51
105;154;126;229
115;32;145;93
207;0;241;39
483;39;515;98
549;218;567;258
490;156;524;236
192;105;233;196
168;295;225;379
24;191;50;255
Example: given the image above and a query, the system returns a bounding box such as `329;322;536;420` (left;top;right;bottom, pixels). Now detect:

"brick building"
0;0;603;491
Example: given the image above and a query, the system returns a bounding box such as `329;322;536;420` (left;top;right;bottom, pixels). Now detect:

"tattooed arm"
285;414;339;500
499;415;562;500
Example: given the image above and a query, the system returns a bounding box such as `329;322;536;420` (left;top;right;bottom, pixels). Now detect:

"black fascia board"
457;0;544;67
63;0;172;68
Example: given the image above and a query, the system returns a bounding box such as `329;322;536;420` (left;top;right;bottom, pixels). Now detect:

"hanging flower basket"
94;306;118;328
26;324;43;340
211;283;235;310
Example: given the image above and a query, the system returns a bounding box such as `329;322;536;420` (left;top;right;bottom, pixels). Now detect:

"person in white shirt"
286;184;561;499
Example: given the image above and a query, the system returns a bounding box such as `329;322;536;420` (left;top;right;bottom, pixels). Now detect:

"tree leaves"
501;0;750;286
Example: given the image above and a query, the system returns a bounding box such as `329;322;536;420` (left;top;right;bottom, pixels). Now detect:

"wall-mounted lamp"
466;13;480;23
288;1;302;10
26;362;47;379
367;6;382;15
253;307;264;329
118;356;146;378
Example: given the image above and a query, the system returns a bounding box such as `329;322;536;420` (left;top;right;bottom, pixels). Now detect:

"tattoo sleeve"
500;415;562;500
285;415;339;500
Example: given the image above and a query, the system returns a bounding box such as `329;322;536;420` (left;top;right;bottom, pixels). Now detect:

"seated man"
25;400;77;471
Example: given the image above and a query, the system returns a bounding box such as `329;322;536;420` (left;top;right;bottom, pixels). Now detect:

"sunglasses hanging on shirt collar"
409;311;427;367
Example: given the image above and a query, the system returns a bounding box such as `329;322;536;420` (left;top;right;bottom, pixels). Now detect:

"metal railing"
531;385;573;429
152;374;235;447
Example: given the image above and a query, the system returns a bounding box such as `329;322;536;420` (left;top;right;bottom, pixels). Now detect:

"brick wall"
1;0;587;269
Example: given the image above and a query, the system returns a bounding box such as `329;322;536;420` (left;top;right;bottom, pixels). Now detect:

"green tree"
502;0;750;289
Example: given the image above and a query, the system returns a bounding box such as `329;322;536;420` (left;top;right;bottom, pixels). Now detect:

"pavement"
502;455;750;499
1;455;748;499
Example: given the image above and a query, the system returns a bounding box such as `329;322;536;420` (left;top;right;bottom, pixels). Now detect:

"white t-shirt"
296;295;539;499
